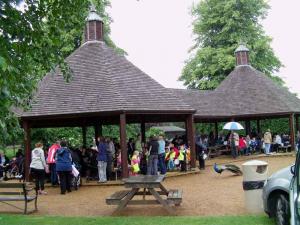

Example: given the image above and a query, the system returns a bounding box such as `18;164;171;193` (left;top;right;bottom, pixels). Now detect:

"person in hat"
263;129;272;155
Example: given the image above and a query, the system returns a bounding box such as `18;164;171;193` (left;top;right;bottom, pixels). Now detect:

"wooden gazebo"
172;45;300;149
20;8;196;180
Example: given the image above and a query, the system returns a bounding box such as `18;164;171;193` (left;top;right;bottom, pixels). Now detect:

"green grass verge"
0;215;275;225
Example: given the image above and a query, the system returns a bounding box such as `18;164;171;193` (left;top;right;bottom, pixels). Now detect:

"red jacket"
239;138;247;149
47;143;60;164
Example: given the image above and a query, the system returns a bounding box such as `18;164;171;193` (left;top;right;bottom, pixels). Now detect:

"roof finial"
84;2;104;42
90;3;96;12
87;3;102;22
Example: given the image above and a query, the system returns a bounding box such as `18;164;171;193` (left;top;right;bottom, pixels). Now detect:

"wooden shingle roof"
21;41;195;118
171;65;300;119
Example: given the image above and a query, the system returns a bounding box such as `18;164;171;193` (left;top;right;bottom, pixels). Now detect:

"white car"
290;151;300;225
263;151;300;225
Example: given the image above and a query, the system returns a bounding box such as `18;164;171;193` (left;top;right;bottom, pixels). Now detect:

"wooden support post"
289;114;295;150
94;124;99;141
296;115;299;133
186;114;196;169
257;120;261;135
120;113;128;178
245;120;251;135
214;122;218;139
82;126;87;148
141;121;146;143
23;121;31;182
99;124;102;136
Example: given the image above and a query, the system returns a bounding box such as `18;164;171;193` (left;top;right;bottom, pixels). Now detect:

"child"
178;144;187;172
166;147;176;171
130;151;140;176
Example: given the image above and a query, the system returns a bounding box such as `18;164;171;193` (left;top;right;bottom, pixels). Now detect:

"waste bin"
242;160;268;213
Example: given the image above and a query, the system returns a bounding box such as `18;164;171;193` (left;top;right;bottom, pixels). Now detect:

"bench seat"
106;190;131;205
0;196;37;202
167;189;182;206
0;182;38;214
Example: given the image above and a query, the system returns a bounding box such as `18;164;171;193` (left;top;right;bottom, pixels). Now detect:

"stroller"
3;157;24;181
71;162;81;190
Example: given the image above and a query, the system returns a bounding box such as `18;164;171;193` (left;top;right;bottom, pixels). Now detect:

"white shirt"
30;148;46;170
275;135;283;146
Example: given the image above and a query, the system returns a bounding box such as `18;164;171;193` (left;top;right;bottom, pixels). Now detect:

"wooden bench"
167;189;182;206
277;145;291;153
113;167;121;181
0;182;38;214
106;190;131;205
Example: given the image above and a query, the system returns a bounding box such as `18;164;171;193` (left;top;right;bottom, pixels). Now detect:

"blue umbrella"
223;122;244;130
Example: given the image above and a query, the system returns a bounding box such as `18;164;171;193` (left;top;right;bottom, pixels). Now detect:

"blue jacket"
97;142;107;162
55;147;72;172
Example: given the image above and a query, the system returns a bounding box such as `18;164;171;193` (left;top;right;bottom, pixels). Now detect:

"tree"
180;0;283;90
0;0;121;146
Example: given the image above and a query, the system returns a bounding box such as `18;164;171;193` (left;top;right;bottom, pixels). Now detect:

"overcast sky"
108;0;300;97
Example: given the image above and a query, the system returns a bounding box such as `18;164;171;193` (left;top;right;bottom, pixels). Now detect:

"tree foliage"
180;0;283;90
0;0;121;146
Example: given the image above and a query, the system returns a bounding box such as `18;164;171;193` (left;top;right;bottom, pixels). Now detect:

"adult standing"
0;151;7;181
196;135;207;170
30;142;47;195
97;137;107;183
230;131;239;159
47;141;60;185
273;133;283;152
147;136;159;175
55;140;73;195
158;135;166;174
106;137;115;181
263;129;272;155
296;131;300;152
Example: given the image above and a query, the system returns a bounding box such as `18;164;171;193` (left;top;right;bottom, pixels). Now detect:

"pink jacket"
47;143;60;164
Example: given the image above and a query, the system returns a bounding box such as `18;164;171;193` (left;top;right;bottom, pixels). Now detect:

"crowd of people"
1;134;194;195
196;128;300;159
2;128;299;195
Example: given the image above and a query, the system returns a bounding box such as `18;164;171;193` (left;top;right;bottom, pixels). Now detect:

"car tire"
275;194;290;225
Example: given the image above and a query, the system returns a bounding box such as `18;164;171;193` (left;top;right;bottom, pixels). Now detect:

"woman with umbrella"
223;122;244;159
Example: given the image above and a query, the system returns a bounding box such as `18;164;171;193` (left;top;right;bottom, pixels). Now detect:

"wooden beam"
214;122;218;139
296;115;299;133
120;113;128;178
141;121;146;143
257;120;261;135
82;126;87;148
289;114;295;150
99;124;102;136
186;114;196;168
23;121;31;182
94;124;99;141
245;120;251;135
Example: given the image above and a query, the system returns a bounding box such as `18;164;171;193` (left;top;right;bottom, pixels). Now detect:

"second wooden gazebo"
172;45;300;148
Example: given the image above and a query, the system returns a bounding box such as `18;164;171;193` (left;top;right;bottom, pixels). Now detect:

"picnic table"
207;145;228;159
106;175;182;214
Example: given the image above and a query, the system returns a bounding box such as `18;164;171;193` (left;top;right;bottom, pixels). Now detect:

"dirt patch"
0;156;295;216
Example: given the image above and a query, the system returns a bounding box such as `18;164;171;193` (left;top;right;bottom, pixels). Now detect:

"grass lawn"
0;215;275;225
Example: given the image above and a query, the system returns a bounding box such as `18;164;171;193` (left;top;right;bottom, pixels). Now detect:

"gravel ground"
0;155;295;216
